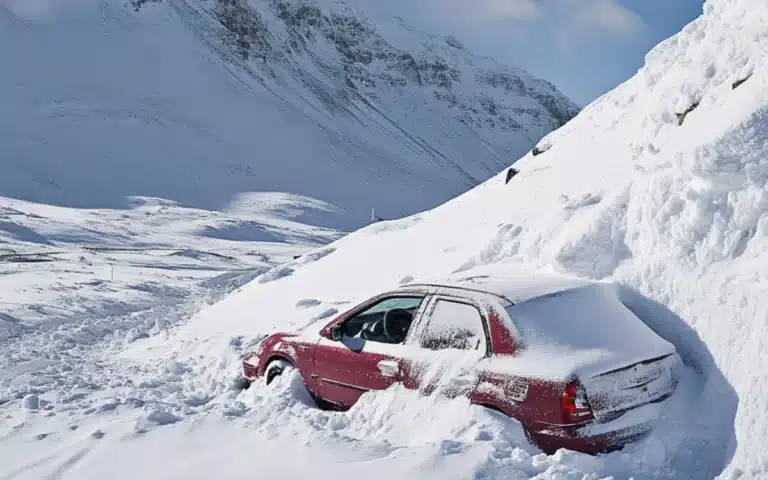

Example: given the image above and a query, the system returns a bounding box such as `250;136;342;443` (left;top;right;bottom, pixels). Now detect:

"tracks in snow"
0;265;267;434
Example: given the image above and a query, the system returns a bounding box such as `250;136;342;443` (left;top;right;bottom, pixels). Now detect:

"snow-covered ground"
3;0;768;478
0;193;342;331
0;193;336;478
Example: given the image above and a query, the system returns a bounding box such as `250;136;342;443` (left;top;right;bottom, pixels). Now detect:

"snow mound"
161;1;767;477
219;370;686;478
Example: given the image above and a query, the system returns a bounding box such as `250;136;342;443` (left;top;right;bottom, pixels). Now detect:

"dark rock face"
214;0;272;61
171;0;578;150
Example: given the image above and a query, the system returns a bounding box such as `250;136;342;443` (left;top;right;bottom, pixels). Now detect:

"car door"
311;294;430;409
402;293;490;398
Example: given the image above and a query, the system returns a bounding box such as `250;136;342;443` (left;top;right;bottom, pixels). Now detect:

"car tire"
265;359;293;386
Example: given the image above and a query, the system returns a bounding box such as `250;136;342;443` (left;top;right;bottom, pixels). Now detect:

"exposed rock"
677;101;700;126
176;0;579;157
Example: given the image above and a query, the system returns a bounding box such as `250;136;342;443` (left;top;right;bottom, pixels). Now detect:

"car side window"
419;300;487;353
341;296;424;344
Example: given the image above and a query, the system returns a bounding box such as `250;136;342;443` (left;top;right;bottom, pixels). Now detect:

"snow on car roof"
406;268;593;304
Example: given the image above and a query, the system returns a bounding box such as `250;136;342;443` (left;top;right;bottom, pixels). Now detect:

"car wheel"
265;359;293;386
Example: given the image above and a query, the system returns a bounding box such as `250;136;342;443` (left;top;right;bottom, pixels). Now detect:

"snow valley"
2;0;767;479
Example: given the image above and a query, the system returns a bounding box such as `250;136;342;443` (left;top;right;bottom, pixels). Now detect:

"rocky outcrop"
172;0;579;162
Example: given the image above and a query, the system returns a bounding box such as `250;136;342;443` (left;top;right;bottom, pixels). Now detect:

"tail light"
561;380;594;424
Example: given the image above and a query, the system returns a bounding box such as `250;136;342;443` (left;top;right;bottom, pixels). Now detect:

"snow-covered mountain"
1;0;576;227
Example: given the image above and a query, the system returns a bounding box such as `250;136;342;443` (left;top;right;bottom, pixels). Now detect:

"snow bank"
158;0;768;477
1;368;666;479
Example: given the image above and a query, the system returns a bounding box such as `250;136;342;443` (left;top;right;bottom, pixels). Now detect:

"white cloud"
356;0;542;28
471;0;541;22
570;0;646;37
387;0;645;40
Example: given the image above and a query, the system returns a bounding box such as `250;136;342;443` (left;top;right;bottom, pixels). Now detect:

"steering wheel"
361;318;385;340
383;308;413;344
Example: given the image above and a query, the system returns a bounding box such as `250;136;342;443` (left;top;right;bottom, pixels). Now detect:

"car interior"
341;296;424;344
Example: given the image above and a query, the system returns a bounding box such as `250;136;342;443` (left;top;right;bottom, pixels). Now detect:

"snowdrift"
155;0;767;477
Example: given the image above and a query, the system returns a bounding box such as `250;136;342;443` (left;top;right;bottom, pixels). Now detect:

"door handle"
377;360;399;378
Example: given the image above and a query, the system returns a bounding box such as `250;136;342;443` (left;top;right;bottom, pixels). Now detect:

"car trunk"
581;353;679;423
505;283;679;423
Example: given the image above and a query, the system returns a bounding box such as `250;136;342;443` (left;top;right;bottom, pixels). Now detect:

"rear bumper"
530;402;661;455
531;421;652;455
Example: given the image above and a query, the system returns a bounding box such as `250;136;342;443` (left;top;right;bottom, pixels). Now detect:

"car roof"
405;271;594;304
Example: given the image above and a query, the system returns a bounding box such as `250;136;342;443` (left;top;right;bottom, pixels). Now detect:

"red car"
242;273;680;454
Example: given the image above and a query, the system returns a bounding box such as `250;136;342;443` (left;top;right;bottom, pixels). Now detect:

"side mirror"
329;324;343;341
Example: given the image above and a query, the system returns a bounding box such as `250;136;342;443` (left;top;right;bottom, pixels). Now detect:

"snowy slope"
68;0;764;478
5;0;768;479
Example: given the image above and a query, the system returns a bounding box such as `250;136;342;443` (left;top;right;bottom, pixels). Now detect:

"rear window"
504;285;672;357
420;300;487;352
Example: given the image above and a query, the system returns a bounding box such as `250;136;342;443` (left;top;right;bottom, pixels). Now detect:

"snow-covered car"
242;274;680;454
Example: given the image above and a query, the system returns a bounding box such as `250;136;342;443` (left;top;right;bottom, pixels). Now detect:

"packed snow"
3;0;768;478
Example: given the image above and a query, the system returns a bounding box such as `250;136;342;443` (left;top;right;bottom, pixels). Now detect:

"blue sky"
350;0;704;105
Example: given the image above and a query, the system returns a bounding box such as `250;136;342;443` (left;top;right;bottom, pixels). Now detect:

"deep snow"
3;0;768;478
